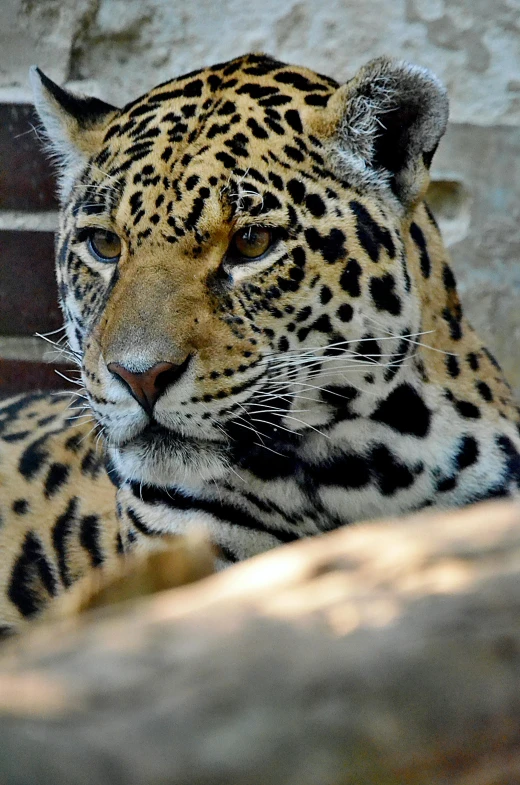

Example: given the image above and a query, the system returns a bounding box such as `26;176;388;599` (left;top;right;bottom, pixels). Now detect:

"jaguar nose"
107;357;191;415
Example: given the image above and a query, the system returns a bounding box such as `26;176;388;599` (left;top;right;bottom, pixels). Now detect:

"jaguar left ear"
317;57;449;209
30;66;118;199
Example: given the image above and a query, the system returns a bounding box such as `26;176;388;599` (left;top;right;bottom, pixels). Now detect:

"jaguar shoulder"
0;53;519;632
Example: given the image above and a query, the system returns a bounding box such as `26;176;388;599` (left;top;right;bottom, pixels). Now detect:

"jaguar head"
32;54;448;485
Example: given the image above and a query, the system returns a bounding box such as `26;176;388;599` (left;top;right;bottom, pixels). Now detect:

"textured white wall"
2;0;520;394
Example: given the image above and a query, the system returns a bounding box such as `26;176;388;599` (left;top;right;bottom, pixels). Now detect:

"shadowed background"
1;0;519;398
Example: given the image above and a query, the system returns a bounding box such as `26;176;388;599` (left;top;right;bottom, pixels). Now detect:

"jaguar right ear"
313;57;449;210
30;66;118;199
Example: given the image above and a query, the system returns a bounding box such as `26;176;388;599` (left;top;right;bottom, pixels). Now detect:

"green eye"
86;229;121;263
231;226;273;260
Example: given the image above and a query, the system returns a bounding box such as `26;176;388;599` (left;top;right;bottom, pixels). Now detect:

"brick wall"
0;103;70;397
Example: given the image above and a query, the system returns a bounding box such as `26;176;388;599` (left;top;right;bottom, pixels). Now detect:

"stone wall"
1;0;519;397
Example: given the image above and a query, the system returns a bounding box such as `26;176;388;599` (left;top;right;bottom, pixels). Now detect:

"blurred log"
1;500;520;785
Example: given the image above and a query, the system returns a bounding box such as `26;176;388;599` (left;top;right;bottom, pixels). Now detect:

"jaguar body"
0;53;519;631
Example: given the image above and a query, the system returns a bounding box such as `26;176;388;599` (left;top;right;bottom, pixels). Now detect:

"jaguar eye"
86;229;121;263
231;226;273;260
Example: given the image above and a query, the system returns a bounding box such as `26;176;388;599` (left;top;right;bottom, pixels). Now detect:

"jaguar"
0;53;519;632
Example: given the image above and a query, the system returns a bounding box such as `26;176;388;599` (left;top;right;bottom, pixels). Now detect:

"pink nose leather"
108;360;187;414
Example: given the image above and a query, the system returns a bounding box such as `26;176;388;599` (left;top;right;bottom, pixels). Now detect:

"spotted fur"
0;53;519;631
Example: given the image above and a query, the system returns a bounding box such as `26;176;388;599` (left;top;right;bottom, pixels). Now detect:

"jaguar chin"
109;421;232;489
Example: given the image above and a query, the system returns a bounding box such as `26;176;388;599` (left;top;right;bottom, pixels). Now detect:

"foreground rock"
1;501;520;784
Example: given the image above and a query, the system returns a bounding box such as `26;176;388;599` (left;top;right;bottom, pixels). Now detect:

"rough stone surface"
4;0;519;124
2;502;520;784
1;0;519;395
431;123;520;397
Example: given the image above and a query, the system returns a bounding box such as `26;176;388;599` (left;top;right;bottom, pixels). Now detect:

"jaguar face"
33;54;448;485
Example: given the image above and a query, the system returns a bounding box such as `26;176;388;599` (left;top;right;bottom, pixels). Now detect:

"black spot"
443;264;457;290
350;200;395;262
236;83;280;99
181;103;197;118
455;400;481;419
284;109;303;132
370;445;416;496
437;475;457;492
410;222;431;278
225;132;249;158
482;347;501;371
278;336;289;352
19;435;50;479
247;166;267;185
129;191;143;217
257;191;281;214
383;332;411;384
446;354;460;378
320;285;333;305
371;383;431;437
454;401;480;420
467;352;480;371
258;96;291;110
264;116;285;135
304;94;329;107
442;307;463;341
215;151;236;169
476;381;493;402
496;435;520;480
337;303;353;322
247;117;269;139
287;178;306;204
183;79;203;97
126;507;160;537
358;337;381;362
184;192;208;231
369;273;401;315
305;194;326;217
80;515;104;567
274;71;330;92
310;314;333;334
296;306;312;323
161;145;173;162
268;172;284;190
116;532;124;554
284;145;305;163
12;499;29;515
8;531;58;618
185;174;200;191
339;258;362;297
65;434;83;453
217;100;236;115
2;430;30;442
304;228;347;265
44;462;70;499
320;384;358;411
455;436;479;470
312;453;370;489
52;497;78;588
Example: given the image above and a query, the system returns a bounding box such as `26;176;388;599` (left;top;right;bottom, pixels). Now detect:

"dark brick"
0;231;61;335
0;360;74;397
0;104;58;210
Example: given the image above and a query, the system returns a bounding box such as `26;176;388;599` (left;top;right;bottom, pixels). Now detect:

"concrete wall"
1;0;519;396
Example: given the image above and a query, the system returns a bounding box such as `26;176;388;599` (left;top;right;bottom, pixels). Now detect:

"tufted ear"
30;66;118;200
318;57;449;209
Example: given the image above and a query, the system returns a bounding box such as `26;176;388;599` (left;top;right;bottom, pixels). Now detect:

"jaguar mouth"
120;419;228;450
